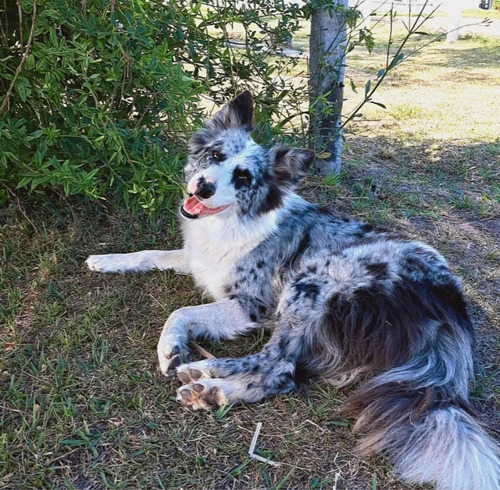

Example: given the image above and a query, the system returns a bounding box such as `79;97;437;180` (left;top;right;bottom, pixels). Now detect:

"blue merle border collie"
86;92;499;490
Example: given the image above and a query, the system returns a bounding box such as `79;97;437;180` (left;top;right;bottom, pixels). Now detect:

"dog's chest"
182;215;275;300
187;240;246;299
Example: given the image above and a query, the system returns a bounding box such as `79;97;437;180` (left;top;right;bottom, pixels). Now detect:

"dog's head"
181;92;314;220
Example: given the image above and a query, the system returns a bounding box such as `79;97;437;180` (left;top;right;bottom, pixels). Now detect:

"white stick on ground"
248;422;281;467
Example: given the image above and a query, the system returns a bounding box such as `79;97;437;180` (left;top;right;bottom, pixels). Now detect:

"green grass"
1;18;499;490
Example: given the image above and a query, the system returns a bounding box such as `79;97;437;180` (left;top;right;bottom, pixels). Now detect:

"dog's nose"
195;181;216;200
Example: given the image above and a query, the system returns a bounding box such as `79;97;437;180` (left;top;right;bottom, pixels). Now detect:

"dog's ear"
272;146;315;186
207;91;254;131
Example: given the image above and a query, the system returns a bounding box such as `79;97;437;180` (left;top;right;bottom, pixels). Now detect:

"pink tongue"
183;195;208;215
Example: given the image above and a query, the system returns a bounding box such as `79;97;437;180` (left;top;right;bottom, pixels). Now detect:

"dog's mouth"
180;195;230;220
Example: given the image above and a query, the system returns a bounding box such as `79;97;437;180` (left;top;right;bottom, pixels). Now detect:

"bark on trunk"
309;0;348;176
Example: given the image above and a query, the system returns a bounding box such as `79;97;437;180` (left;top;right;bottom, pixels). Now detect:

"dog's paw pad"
192;383;204;393
176;382;227;410
176;363;212;384
177;371;190;384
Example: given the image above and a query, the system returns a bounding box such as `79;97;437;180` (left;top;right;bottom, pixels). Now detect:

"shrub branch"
0;0;37;116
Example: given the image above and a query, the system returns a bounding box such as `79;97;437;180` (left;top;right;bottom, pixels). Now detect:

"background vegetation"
0;0;315;214
1;27;499;486
1;2;499;489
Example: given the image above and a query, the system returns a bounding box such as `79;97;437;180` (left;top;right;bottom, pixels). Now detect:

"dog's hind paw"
176;379;228;410
176;360;214;384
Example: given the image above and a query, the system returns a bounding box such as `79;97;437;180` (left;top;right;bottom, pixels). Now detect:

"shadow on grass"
1;133;498;488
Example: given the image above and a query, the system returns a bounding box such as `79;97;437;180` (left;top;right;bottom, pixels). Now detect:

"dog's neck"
180;194;303;299
181;205;279;257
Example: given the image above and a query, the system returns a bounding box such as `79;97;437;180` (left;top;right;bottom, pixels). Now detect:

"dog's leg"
86;249;189;274
157;299;259;376
175;286;324;409
175;269;340;410
175;329;298;409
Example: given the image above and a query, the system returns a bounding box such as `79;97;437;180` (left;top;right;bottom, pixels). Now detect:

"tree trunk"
446;0;462;44
309;0;348;176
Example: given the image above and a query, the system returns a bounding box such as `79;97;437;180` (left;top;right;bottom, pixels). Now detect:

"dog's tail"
343;349;500;490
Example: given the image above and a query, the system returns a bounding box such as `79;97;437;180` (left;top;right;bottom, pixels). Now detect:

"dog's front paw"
86;254;126;273
176;379;228;410
157;337;189;377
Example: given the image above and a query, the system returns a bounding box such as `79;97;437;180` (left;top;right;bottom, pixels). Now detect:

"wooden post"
447;0;463;43
309;0;349;175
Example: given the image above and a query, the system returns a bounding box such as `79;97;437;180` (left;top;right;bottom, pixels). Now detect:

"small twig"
4;186;39;232
118;44;131;106
248;422;281;467
0;0;37;116
48;447;79;465
190;341;215;359
1;0;9;50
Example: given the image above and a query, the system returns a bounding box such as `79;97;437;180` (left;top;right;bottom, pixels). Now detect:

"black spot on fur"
250;313;257;322
232;167;252;189
256;260;264;269
431;280;470;328
366;262;390;280
285;228;312;269
256;180;283;215
294;282;320;301
278;336;289;353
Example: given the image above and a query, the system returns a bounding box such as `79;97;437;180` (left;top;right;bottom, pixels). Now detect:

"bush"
0;0;213;213
0;0;309;214
1;1;432;213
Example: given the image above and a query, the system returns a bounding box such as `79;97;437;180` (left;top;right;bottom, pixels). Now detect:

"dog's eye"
211;150;224;161
233;168;252;186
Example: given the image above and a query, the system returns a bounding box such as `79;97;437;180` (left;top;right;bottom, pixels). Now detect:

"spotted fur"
87;92;499;490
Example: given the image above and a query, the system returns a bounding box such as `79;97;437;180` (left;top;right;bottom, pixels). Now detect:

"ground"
1;15;499;490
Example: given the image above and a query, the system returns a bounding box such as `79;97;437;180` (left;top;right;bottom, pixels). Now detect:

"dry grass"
1;20;499;490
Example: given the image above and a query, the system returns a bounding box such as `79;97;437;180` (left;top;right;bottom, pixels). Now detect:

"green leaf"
316;152;331;159
16;177;32;189
25;54;35;70
364;80;371;96
60;439;87;447
369;101;386;109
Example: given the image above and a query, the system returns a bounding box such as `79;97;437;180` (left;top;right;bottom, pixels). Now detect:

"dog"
86;92;499;490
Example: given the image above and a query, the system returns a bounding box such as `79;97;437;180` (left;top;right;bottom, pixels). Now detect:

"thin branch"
0;0;9;51
341;0;445;129
0;0;37;116
17;0;23;50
